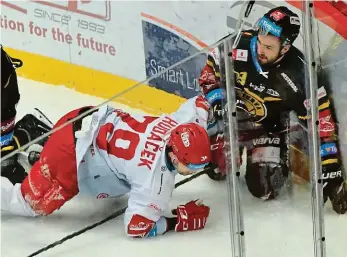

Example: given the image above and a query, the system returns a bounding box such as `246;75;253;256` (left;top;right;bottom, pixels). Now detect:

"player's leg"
1;109;53;185
19;108;89;215
1;107;89;216
244;132;289;200
207;133;227;180
1;46;52;183
207;132;244;181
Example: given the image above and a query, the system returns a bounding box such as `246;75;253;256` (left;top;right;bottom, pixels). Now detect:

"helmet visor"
186;162;209;171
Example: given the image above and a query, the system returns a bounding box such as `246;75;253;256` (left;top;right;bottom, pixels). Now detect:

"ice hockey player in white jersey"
1;95;214;238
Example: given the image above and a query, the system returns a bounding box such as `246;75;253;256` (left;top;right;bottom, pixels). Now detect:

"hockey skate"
15;107;53;145
15;108;53;171
1;108;53;183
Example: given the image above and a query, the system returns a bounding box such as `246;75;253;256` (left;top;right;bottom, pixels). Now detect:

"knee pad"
245;162;288;200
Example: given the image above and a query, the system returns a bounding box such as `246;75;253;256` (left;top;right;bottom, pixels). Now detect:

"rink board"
5;47;186;116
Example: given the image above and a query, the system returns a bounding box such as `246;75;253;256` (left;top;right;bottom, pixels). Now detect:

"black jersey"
225;31;308;133
199;30;342;187
1;45;21;114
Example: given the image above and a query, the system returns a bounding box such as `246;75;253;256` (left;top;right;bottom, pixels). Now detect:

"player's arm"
125;198;210;238
281;71;347;214
199;46;222;95
198;44;228;122
172;95;217;135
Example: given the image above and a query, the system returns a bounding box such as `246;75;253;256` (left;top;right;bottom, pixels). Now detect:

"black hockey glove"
204;88;226;121
328;181;347;214
322;163;347;214
212;99;227;120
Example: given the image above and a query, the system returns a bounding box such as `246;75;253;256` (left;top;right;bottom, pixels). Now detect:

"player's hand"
173;199;210;232
329;181;347;215
199;65;219;89
212;100;227;120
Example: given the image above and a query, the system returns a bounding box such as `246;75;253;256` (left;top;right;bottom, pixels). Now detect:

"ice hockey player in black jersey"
1;45;53;184
200;6;347;214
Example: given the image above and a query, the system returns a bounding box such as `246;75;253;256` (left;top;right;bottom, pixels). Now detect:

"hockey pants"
210;131;289;200
20;107;93;215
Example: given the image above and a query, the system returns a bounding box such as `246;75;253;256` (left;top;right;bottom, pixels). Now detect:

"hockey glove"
199;65;220;94
322;163;347;214
327;181;347;215
205;89;226;121
172;200;210;232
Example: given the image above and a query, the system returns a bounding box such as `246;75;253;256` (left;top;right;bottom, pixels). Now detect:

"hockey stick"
26;168;209;257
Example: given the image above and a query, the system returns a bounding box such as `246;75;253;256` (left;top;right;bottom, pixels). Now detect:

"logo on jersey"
253;137;280;145
1;118;15;133
249;83;265;92
235;71;248;86
281;73;298;92
266;88;280;97
236;89;267;122
232;49;248;62
303;87;327;110
181;131;190;147
320;143;338;157
97;193;109;199
148;203;161;212
319;110;335;135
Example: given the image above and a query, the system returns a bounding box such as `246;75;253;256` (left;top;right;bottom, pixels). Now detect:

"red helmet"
168;123;211;170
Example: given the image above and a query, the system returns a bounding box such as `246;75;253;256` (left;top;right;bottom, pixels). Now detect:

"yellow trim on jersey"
298;100;331;121
322;159;338;165
206;59;214;68
264;97;282;102
244;88;264;103
1;145;14;152
206;59;221;78
5;48;186;115
298;115;310;120
319;101;330;110
13;136;20;148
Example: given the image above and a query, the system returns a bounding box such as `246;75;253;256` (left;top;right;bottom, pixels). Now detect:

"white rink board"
1;1;338;81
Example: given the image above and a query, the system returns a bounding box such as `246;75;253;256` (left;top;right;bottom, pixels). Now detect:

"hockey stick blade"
27;168;209;257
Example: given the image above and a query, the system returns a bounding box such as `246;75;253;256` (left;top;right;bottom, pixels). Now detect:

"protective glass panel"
312;1;347;256
221;1;320;256
1;1;234;257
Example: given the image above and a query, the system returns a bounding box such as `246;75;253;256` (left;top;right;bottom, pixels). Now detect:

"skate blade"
33;108;54;128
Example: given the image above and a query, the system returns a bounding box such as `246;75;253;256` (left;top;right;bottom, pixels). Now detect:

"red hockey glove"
199;65;220;94
173;200;210;232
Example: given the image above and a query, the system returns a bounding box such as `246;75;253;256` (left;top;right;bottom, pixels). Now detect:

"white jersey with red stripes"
74;95;210;235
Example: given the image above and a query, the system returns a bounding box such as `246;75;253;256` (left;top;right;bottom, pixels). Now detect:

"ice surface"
1;78;346;257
